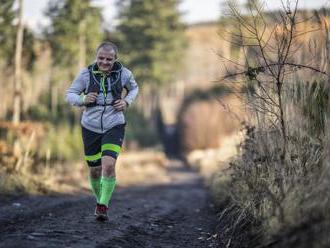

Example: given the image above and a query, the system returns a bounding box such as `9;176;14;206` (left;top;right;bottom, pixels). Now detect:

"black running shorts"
82;124;125;167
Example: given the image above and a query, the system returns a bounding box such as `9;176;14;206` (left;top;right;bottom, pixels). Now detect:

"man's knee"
90;165;102;178
102;156;117;177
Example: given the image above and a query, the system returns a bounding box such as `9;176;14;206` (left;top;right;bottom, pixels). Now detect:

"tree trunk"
78;20;86;70
12;0;24;125
51;84;58;117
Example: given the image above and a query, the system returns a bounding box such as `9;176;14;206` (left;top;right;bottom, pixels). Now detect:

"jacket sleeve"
65;69;88;106
123;71;139;106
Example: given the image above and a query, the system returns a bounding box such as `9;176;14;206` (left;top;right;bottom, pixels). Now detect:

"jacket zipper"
101;105;106;132
100;75;107;132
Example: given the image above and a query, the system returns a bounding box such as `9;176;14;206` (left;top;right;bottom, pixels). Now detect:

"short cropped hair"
96;41;118;59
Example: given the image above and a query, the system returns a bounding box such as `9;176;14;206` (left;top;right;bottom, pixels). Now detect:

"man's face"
96;48;117;72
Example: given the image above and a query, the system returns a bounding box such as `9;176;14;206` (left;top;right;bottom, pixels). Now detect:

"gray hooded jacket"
66;62;139;133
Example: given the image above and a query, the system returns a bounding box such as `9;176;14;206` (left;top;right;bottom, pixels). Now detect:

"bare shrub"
213;0;330;247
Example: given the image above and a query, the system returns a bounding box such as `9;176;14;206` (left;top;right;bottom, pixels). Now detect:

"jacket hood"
111;61;123;73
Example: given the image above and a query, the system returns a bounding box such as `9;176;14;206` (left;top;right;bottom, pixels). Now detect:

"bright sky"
24;0;330;31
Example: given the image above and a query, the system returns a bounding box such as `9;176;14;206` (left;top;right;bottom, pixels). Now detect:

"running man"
66;41;139;221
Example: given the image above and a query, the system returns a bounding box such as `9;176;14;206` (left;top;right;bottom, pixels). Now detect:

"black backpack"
85;63;123;107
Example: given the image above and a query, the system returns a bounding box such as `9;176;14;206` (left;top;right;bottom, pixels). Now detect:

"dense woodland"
0;0;186;163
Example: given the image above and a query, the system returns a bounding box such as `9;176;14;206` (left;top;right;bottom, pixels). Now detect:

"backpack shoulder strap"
86;64;100;94
85;64;92;94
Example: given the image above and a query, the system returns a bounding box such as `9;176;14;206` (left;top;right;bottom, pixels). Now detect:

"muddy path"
0;160;219;248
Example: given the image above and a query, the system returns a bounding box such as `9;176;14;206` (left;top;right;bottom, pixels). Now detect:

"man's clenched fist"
84;92;98;104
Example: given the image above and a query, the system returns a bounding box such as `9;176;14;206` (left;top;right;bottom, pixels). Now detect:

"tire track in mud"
0;161;218;248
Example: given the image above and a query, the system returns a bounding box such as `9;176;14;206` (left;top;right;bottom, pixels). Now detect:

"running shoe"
95;203;109;221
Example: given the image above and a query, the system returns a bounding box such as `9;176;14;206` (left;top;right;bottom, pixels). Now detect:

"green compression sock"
89;176;101;203
99;177;116;207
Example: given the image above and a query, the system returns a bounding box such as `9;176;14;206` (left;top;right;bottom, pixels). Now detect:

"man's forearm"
124;86;139;106
66;91;85;106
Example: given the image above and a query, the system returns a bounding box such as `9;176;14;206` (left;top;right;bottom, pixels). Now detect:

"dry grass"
116;150;170;186
208;4;330;247
186;131;244;179
0;160;87;196
0;150;170;196
211;79;330;247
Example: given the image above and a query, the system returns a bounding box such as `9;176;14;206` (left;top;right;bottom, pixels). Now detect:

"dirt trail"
0;160;218;248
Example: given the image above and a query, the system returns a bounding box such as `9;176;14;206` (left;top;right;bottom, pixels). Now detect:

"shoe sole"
95;214;109;222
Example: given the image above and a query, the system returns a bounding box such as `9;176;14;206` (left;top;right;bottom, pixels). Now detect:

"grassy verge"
209;80;330;247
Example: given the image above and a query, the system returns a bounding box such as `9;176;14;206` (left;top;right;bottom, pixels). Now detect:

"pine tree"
45;0;103;70
0;0;15;64
115;0;186;86
13;0;24;125
0;2;35;69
